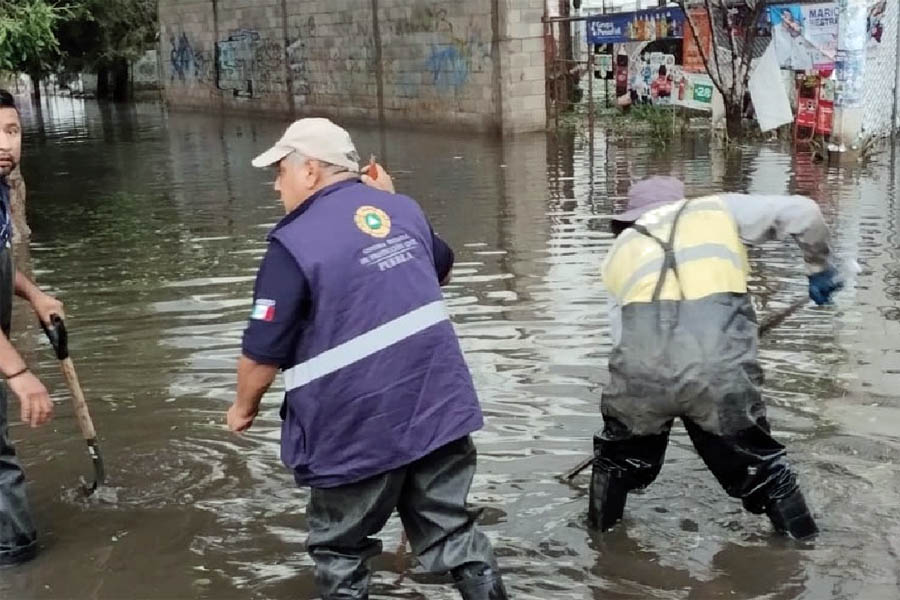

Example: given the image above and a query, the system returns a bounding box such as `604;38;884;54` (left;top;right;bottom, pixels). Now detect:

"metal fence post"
588;34;595;133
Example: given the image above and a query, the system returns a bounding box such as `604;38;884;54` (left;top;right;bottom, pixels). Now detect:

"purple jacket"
271;182;483;488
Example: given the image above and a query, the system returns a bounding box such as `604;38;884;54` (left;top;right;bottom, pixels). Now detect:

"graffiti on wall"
169;32;212;84
395;4;453;35
256;40;285;88
288;16;377;101
286;38;311;96
425;31;491;94
287;16;317;98
216;29;257;94
215;29;285;97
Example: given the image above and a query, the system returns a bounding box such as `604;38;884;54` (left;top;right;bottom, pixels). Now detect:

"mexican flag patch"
251;299;276;322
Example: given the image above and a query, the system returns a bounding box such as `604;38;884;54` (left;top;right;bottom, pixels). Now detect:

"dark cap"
612;176;685;226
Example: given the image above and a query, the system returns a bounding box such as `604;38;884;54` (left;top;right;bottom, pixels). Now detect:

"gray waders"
305;436;508;599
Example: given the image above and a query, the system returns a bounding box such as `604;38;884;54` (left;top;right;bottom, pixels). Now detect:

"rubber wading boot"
0;542;37;567
588;465;627;531
454;565;509;600
766;489;818;541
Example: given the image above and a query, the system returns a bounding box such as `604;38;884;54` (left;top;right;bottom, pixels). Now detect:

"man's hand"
227;402;257;433
31;291;64;325
8;372;53;428
361;162;395;194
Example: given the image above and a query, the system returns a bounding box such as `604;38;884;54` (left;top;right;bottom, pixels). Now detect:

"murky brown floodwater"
0;97;898;599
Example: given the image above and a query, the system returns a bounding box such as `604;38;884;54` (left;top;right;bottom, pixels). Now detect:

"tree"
0;0;68;100
56;0;157;101
674;0;767;139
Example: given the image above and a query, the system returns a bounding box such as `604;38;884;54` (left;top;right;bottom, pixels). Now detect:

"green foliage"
627;105;676;146
0;0;158;76
57;0;157;70
555;104;678;147
0;0;68;74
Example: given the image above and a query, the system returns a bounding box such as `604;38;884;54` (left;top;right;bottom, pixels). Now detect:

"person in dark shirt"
0;89;65;566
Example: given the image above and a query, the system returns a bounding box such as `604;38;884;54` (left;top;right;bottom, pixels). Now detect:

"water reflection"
0;96;897;599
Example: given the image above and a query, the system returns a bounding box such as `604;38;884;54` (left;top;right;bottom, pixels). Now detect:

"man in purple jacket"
226;118;508;600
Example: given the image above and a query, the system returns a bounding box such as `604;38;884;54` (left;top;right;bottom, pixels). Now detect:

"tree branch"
702;0;726;93
739;2;765;91
718;0;739;104
675;0;727;98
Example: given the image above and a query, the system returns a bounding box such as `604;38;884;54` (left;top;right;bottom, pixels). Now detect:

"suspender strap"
630;199;693;301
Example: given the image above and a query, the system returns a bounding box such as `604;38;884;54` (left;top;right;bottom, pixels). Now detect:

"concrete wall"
158;0;546;133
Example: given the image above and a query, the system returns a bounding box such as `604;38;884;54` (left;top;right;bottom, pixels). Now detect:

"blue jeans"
0;384;38;565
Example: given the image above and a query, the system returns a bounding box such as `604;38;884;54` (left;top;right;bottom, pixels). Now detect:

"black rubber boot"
587;432;629;531
588;462;628;531
766;489;818;541
454;564;509;600
0;542;37;568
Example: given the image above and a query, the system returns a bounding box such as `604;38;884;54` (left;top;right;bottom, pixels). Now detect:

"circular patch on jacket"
355;206;391;238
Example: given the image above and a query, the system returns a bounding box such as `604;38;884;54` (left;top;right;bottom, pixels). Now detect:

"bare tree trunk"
677;0;765;142
29;73;42;103
96;64;110;100
726;103;743;139
112;57;130;102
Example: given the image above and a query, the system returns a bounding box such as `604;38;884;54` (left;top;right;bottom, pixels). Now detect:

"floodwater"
1;97;899;600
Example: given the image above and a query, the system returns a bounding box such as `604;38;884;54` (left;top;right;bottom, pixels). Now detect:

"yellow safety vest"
602;196;749;305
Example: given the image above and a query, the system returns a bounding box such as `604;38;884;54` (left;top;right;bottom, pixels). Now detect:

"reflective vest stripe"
618;242;744;302
284;300;449;392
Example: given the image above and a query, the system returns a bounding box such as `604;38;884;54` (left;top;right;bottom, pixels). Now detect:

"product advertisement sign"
587;7;685;45
682;8;712;73
673;71;715;112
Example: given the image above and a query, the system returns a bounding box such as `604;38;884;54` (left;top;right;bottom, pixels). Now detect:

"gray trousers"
0;385;38;565
305;436;496;599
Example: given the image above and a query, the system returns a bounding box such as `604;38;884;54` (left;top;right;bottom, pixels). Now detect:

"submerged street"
1;97;899;599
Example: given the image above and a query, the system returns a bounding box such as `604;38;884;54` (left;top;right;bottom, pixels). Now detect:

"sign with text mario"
769;3;838;71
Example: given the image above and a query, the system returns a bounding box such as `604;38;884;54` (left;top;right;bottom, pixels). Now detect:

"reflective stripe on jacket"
270;181;482;488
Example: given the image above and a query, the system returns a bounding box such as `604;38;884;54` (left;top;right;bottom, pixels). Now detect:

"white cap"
251;117;360;171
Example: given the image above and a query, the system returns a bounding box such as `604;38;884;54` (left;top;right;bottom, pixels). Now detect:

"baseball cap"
611;176;685;226
251;117;361;171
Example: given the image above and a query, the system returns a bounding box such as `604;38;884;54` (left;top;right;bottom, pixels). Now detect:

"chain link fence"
861;0;899;138
544;2;900;140
544;15;596;126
